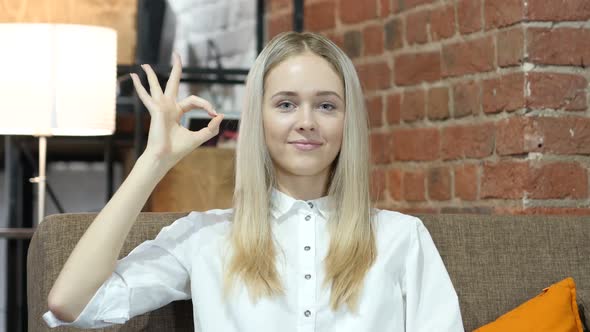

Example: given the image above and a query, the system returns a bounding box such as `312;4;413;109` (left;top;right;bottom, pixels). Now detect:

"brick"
527;72;587;111
495;117;539;156
394;52;441;85
427;87;450;120
363;25;385;56
371;168;387;201
497;26;525;67
384;18;403;50
528;162;588;199
387;168;403;201
386;93;402;125
484;0;525;29
428;166;451;201
366;96;383;128
527;28;590;67
481;161;529;199
380;0;391;17
496;116;590;156
403;170;426;202
267;12;291;40
393;127;440;161
401;89;426;122
482;161;588;199
454;163;478;200
482;73;525;114
341;0;378;23
536;116;590;155
430;4;456;41
305;1;336;32
458;0;482;34
442;36;494;77
357;61;391;90
453;80;481;118
527;0;590;21
406;9;430;45
343;30;362;59
441;123;495;160
370;132;394;164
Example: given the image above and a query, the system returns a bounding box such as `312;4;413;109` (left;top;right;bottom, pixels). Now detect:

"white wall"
160;0;257;120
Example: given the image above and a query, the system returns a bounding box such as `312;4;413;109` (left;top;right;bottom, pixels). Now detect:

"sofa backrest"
28;213;589;331
28;213;193;332
417;213;589;331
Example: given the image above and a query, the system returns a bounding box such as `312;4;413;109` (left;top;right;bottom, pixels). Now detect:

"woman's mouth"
289;141;323;151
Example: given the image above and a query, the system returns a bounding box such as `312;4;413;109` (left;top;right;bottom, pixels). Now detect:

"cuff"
42;271;130;328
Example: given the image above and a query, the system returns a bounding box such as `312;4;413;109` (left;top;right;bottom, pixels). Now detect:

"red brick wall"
266;0;590;215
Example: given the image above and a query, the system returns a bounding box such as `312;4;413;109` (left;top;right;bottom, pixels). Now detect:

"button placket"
298;209;316;326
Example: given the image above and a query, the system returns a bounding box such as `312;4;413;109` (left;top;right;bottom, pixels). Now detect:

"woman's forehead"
264;53;344;97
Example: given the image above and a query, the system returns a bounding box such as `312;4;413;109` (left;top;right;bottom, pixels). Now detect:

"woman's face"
262;52;345;178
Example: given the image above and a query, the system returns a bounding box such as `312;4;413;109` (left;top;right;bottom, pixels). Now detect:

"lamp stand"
30;135;47;225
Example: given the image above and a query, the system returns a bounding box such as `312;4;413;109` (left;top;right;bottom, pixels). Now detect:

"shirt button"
304;310;311;317
305;274;311;280
305;215;311;221
308;202;314;208
304;246;311;251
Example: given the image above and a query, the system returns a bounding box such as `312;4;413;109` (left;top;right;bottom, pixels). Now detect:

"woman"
44;32;464;331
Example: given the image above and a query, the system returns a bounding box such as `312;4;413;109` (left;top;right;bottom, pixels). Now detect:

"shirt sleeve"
402;217;465;332
43;213;198;328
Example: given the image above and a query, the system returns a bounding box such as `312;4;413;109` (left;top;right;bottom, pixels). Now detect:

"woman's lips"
290;142;322;151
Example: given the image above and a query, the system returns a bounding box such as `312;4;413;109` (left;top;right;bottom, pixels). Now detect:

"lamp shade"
0;24;117;136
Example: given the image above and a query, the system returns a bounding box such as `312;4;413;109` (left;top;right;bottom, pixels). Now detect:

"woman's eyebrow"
271;90;343;101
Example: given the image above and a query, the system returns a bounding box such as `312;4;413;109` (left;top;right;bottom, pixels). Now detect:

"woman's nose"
296;104;316;131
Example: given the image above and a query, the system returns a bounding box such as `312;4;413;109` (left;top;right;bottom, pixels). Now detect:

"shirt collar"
270;187;332;221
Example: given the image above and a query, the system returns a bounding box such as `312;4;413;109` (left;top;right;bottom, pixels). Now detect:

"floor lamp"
0;24;117;225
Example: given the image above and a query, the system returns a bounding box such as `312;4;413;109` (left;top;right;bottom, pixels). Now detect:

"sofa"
28;212;589;331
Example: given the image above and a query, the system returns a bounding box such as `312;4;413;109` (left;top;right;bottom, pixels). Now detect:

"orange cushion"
475;277;584;332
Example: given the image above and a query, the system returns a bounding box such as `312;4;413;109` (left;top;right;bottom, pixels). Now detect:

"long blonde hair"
223;31;377;314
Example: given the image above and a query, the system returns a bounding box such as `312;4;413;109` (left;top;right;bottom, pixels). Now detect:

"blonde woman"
44;32;464;331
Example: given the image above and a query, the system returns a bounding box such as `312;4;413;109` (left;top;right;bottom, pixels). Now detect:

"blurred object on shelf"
217;130;238;149
148;147;235;212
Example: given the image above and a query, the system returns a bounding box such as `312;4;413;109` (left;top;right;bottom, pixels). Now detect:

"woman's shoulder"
372;208;425;239
161;208;234;245
185;207;233;232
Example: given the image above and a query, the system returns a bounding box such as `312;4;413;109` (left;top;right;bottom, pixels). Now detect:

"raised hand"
130;53;224;170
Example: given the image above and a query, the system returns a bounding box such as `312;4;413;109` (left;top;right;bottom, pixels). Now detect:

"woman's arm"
47;54;224;322
47;154;168;322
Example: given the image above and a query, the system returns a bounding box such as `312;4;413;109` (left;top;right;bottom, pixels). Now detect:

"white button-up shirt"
44;188;465;331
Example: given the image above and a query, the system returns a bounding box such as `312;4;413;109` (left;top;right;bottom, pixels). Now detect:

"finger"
178;95;217;116
130;73;156;113
193;113;224;144
141;64;164;98
164;52;182;98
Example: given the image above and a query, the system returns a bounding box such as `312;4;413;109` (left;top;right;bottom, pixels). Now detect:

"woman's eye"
319;103;336;111
277;101;295;111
